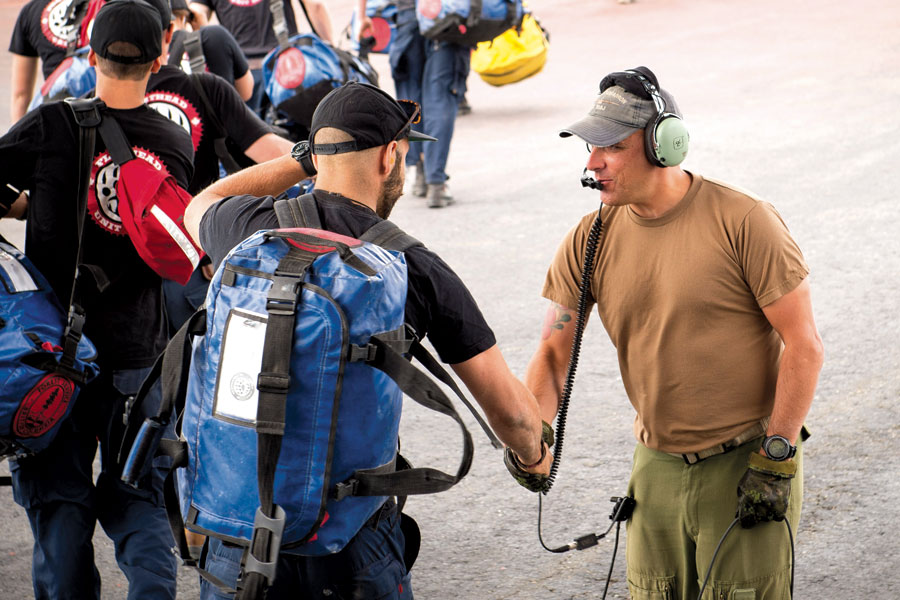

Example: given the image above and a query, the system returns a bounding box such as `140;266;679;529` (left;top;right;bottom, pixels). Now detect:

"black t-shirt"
146;65;271;194
0;101;194;369
8;0;73;78
193;0;298;59
168;26;250;86
199;190;496;364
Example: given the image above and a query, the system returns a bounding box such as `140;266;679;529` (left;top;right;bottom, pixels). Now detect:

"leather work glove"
736;451;797;529
504;421;555;493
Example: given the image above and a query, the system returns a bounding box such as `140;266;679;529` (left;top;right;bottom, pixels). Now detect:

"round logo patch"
418;0;442;20
275;47;307;90
41;0;75;49
229;0;263;6
88;147;170;235
370;17;392;52
13;374;75;438
145;91;204;151
230;372;255;401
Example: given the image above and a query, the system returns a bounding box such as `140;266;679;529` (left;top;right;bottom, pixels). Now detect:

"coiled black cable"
543;207;604;493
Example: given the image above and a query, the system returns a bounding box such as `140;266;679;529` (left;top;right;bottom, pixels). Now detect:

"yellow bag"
471;13;549;87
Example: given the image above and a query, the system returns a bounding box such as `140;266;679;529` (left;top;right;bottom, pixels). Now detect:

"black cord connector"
609;496;636;523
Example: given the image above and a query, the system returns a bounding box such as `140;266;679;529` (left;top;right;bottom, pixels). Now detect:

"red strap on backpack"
98;114;204;285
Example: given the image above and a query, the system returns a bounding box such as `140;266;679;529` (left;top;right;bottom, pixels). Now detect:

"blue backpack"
417;0;525;46
262;0;378;140
121;198;499;597
1;99;102;458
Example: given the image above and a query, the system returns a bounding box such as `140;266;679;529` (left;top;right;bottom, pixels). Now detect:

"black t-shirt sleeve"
202;25;249;84
9;4;38;56
198;72;270;152
404;248;496;364
199;193;279;267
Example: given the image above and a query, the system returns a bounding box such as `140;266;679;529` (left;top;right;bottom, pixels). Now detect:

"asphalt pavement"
1;0;899;597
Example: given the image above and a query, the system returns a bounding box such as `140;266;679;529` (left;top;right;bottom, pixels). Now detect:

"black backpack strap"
187;74;242;175
273;193;322;229
334;335;474;499
236;244;320;600
183;31;206;73
58;97;103;379
359;219;423;252
95;113;136;166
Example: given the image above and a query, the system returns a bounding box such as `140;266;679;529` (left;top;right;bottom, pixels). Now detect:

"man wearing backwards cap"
0;1;194;598
523;67;823;599
184;80;550;599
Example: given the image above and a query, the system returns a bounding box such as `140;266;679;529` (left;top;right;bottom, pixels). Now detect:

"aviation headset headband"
599;67;689;167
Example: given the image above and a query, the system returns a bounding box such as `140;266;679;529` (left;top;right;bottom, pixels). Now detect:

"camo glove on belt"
736;451;797;529
504;421;555;493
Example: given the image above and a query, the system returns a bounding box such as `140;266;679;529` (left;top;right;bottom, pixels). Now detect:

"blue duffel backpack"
1;99;102;459
416;0;525;46
120;196;500;598
263;0;379;140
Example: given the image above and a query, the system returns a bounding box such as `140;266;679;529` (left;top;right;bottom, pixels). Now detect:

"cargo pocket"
708;566;791;600
627;572;675;600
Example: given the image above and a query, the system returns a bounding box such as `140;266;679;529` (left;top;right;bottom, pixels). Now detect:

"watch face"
764;436;791;460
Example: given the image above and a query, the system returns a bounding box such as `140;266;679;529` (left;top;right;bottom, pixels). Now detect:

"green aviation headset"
599;66;690;167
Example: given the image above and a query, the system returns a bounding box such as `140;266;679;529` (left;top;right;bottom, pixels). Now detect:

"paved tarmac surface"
1;0;899;597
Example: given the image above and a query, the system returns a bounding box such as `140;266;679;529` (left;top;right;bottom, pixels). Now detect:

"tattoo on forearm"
541;303;573;340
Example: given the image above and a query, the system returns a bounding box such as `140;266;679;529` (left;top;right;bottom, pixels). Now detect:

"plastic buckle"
265;276;302;316
243;505;286;585
332;479;359;501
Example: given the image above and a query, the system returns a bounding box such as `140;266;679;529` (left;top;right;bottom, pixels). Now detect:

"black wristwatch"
762;434;796;461
290;140;316;177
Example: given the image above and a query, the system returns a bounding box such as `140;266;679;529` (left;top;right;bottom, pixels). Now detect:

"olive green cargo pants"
625;437;802;600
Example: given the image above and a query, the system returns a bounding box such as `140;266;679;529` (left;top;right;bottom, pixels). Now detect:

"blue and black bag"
0;98;102;458
262;0;378;140
349;0;398;55
417;0;525;46
120;195;500;598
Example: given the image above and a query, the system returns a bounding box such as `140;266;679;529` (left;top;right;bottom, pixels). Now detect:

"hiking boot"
427;183;453;208
413;163;427;197
457;95;472;116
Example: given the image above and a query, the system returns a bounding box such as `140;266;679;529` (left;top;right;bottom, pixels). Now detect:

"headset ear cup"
652;115;690;167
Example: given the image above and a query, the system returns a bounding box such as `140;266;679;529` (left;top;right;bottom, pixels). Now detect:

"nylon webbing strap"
408;340;503;448
268;0;291;50
96;114;135;166
59;98;102;377
341;336;474;497
358;219;423;252
273;193;322;229
183;31;206;73
238;247;315;600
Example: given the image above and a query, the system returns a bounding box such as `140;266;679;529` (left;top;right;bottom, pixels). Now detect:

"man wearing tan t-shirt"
522;67;824;599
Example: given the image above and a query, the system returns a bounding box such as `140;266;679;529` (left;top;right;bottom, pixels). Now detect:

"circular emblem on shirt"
88;147;170;236
41;0;76;48
230;373;255;401
145;91;204;151
229;0;263;7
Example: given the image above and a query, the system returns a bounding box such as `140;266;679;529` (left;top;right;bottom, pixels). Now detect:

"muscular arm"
524;302;581;424
10;54;39;123
760;278;824;445
451;345;547;469
186;153;309;245
233;69;254;101
243;132;294;164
